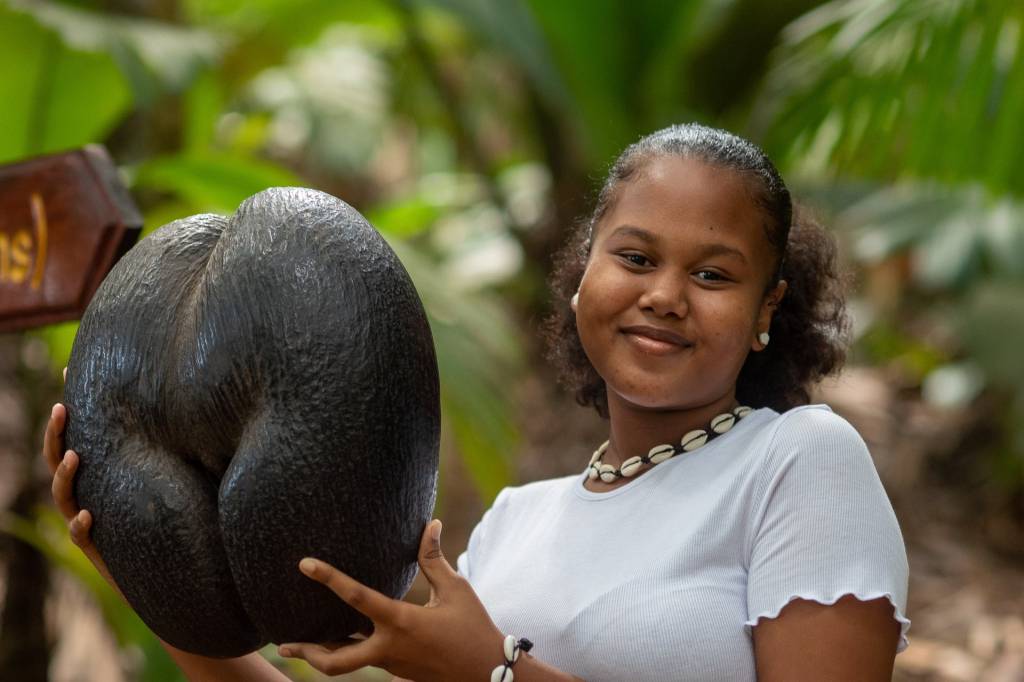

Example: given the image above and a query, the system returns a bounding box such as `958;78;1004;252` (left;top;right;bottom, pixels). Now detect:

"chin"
608;377;734;413
612;390;702;413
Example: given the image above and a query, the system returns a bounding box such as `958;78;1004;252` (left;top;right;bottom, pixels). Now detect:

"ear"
753;280;787;351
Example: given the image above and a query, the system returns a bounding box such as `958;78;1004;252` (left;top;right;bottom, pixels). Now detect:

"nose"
638;271;689;318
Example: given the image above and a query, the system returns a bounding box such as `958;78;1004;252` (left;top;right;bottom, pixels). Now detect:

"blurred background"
1;0;1022;680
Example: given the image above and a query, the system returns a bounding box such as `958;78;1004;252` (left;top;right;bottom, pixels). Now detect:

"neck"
602;391;738;467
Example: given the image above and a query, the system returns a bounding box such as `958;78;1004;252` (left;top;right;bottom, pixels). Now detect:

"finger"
417;520;459;595
426;584;439;609
299;558;399;623
43;404;67;475
51;450;81;521
69;509;93;548
318;636;367;650
278;639;377;676
279;637;363;653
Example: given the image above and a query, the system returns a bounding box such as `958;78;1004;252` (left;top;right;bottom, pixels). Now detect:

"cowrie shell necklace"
587;406;753;483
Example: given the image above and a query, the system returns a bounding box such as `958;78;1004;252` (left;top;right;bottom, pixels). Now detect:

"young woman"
44;123;909;681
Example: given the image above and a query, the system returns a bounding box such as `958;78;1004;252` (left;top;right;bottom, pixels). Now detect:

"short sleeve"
744;407;911;651
456;488;510;581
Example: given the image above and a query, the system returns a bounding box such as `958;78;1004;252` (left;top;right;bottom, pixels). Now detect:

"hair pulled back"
541;123;849;417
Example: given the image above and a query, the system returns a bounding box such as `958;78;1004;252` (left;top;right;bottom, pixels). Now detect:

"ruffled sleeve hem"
744;591;911;653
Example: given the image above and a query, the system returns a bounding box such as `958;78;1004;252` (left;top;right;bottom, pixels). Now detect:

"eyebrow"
606;225;749;263
695;242;748;264
607;225;656;243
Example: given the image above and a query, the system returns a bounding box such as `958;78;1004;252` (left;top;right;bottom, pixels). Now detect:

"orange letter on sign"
9;230;32;284
30;192;48;290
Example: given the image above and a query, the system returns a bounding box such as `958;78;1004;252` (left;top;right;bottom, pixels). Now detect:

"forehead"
597;155;769;251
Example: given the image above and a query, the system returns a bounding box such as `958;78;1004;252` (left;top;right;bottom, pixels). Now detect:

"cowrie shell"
648;444;675;464
733;405;752;418
503;635;520;663
491;665;514;682
681;429;709;451
620;456;643;477
599;463;618;483
587;465;599;480
710;413;736;434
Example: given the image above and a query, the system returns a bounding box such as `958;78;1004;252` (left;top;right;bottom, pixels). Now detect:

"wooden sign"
0;145;142;332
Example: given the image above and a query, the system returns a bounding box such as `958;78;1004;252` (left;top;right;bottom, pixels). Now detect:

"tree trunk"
0;336;54;682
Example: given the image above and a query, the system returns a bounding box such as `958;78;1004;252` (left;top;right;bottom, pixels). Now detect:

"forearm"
162;642;291;682
387;640;585;682
390;655;585;682
512;654;586;682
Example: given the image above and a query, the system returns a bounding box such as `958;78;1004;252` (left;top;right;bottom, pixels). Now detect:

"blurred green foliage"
757;0;1024;194
3;0;1024;678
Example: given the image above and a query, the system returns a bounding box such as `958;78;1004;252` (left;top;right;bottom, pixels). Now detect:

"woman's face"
575;155;785;413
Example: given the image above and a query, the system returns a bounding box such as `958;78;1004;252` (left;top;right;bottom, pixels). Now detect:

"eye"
619;253;652;267
695;270;728;282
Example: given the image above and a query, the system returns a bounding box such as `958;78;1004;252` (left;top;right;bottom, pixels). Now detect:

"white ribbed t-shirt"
456;405;910;681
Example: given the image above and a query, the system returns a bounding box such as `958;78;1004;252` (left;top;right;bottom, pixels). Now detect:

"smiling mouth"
620;326;693;354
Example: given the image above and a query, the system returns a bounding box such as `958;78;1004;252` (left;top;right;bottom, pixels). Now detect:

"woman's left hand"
278;519;506;681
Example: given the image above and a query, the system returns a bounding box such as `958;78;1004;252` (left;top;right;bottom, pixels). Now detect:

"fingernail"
51;404;59;418
279;645;292;657
299;558;317;575
430;520;442;542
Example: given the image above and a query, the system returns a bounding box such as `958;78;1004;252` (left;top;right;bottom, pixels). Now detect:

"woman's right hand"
42;370;117;591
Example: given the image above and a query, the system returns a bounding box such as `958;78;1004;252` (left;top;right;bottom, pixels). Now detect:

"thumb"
418;519;457;593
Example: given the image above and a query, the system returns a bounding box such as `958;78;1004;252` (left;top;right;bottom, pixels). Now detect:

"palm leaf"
8;0;222;105
801;181;1024;291
756;0;1024;197
0;3;131;161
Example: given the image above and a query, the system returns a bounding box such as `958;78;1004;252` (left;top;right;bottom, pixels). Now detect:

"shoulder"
747;404;880;503
767;403;862;442
759;404;869;465
733;405;865;458
743;406;910;651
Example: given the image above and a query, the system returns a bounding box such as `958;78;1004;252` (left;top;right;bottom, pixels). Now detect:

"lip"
621;325;692;354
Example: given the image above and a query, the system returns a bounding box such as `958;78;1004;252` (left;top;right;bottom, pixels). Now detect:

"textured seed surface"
64;188;440;656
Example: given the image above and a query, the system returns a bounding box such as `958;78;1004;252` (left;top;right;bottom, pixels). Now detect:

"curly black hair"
540;123;850;418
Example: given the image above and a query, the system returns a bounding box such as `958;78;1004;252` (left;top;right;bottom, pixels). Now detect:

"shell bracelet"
490;635;533;682
587;406;753;483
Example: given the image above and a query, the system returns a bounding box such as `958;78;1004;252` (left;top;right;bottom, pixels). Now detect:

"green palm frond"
756;0;1024;196
801;181;1024;291
8;0;222;105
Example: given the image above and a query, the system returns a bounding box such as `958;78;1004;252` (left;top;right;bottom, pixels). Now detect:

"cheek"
576;266;628;325
702;301;760;350
574;310;604;370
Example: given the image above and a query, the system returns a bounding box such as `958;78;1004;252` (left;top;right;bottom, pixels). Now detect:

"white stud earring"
758;332;770;347
571;292;579;310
